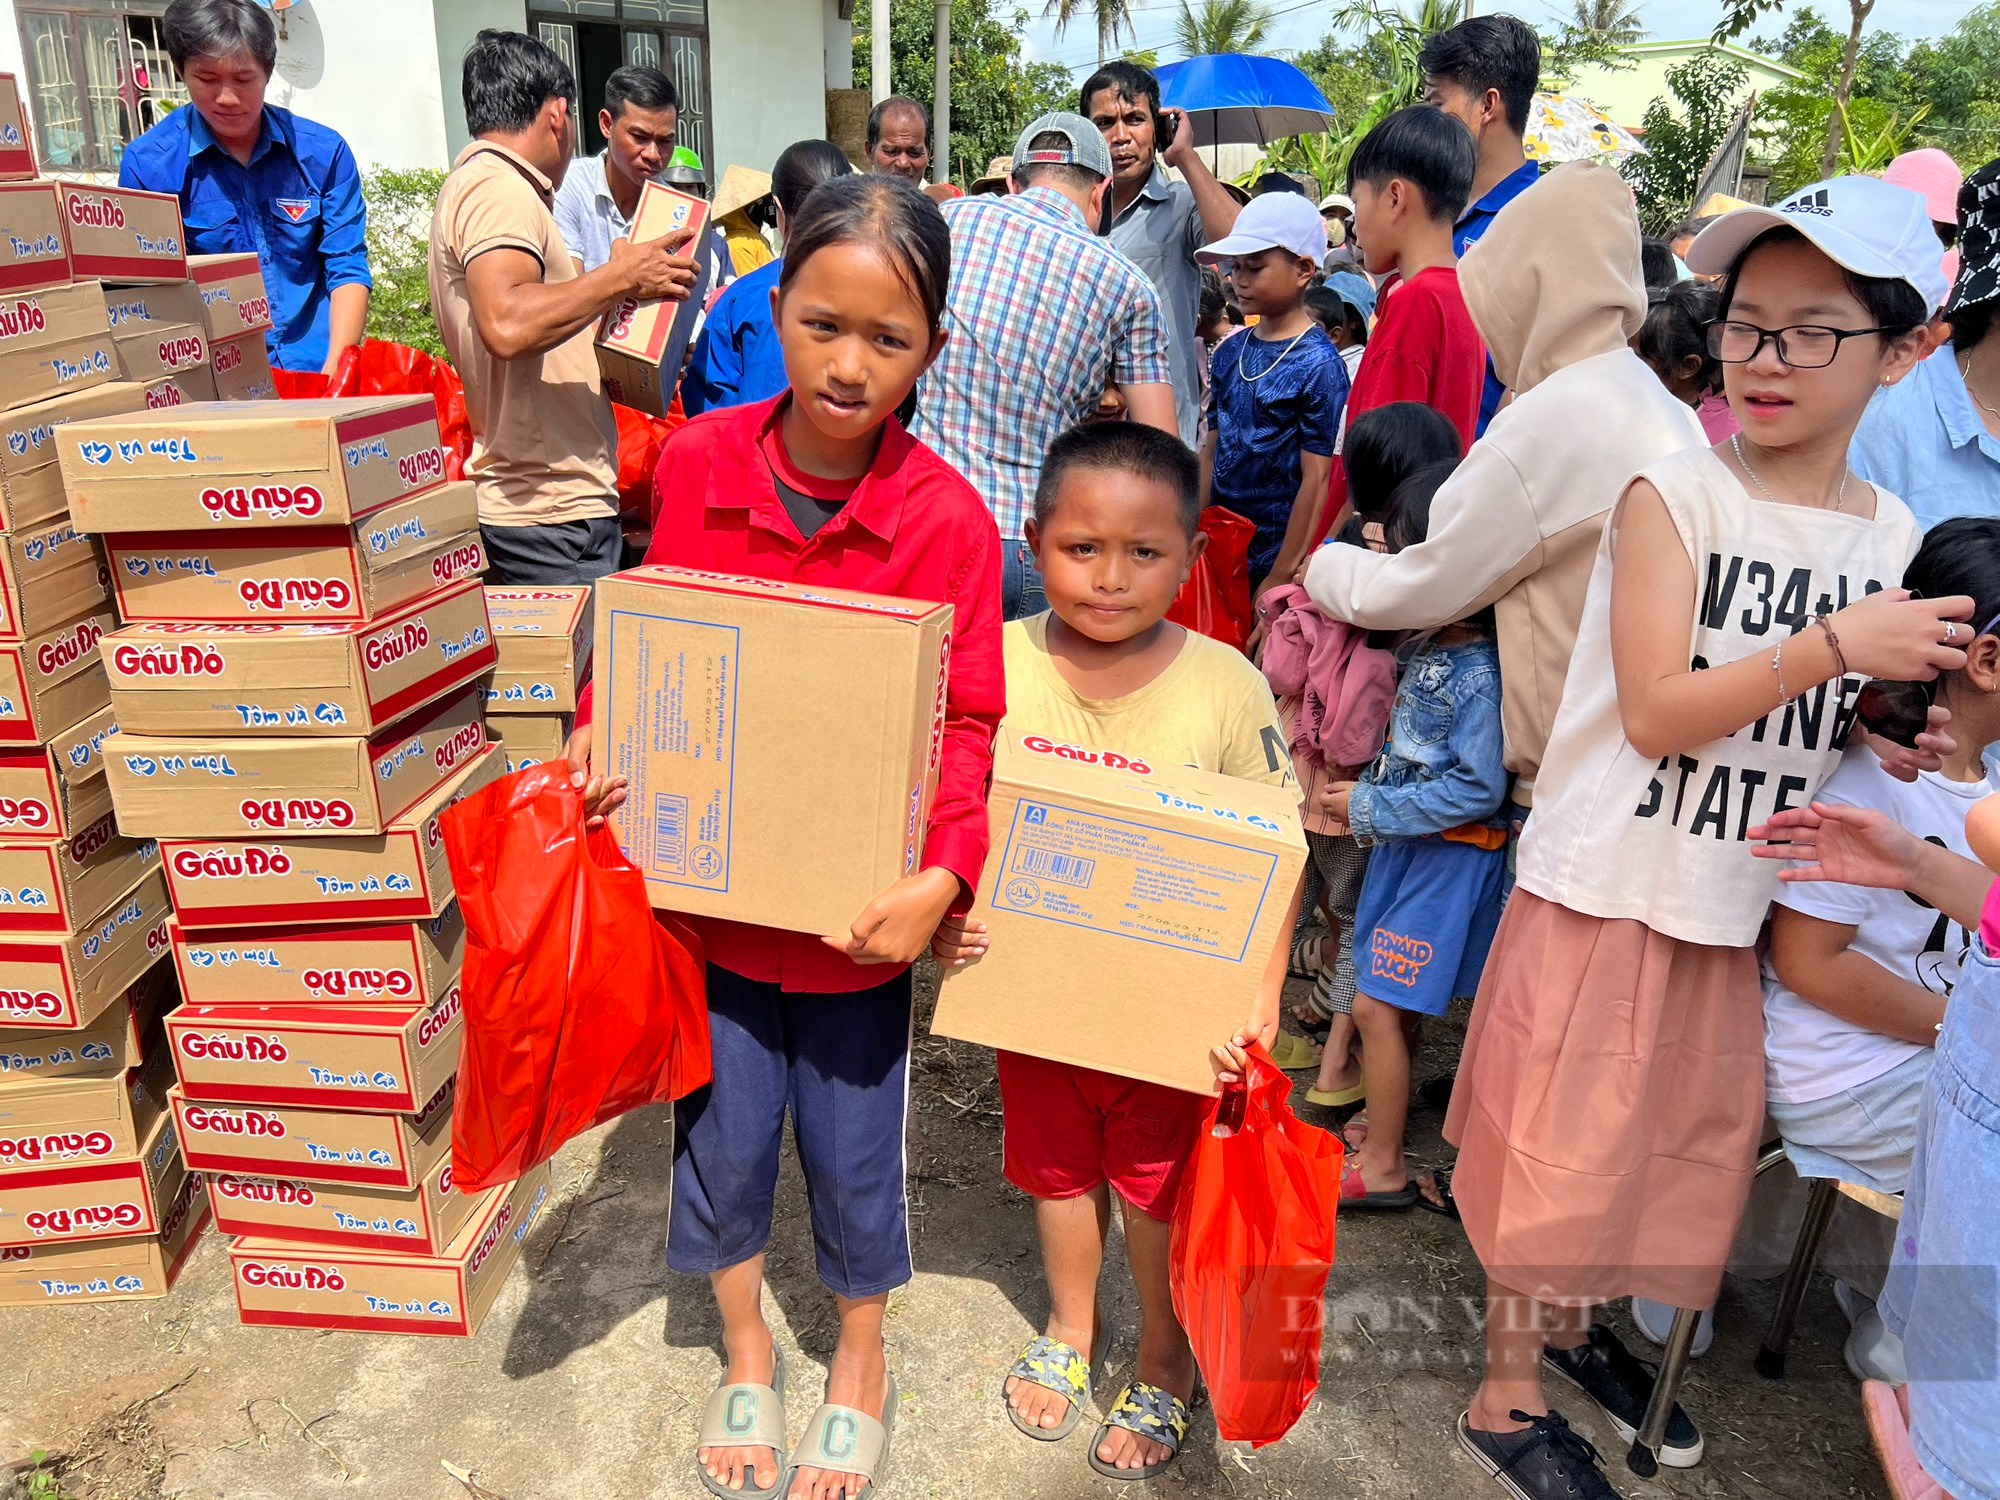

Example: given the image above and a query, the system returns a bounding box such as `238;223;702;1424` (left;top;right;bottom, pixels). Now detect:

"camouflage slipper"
1087;1381;1191;1480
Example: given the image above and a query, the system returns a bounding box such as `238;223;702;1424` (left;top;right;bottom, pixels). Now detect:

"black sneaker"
1543;1324;1705;1467
1456;1408;1623;1499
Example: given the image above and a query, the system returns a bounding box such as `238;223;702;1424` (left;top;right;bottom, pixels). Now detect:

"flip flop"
1003;1325;1111;1442
1266;1030;1323;1071
1305;1075;1366;1108
1088;1381;1192;1480
785;1375;898;1500
696;1341;789;1500
1336;1163;1420;1212
1414;1167;1462;1221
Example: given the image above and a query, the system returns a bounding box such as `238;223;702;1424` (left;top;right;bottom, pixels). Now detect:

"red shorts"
996;1050;1207;1220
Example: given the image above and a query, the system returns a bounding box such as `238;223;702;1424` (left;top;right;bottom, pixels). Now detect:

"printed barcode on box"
655;793;688;874
1013;845;1095;887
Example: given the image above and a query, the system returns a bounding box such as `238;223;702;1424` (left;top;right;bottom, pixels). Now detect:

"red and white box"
55;183;186;285
0;183;69;295
0;516;112;640
171;1076;452;1189
207;1148;476;1256
0;74;34;181
0;868;171;1031
0;606;115;747
0;1107;183;1249
0;798;160;935
172;902;462;1009
0;1160;208;1305
189;253;272;341
208;330;275;402
0;703;118;841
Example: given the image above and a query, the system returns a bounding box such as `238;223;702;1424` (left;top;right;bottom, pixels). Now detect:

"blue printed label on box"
608;610;736;894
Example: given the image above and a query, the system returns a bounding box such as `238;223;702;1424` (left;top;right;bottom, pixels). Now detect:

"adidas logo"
1784;187;1834;218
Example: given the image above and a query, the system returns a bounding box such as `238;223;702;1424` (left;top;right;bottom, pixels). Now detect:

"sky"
1015;0;1989;78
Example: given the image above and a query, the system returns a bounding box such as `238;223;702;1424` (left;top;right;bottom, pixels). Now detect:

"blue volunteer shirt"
1454;158;1539;436
682;257;787;416
119;103;371;372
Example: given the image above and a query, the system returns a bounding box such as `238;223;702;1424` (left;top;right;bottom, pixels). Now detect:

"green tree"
360;167;448;356
853;0;1071;183
1173;0;1276;56
1044;0;1135;63
1570;0;1646;48
1623;48;1749;231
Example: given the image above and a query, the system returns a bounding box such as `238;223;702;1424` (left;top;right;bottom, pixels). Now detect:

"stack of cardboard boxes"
54;394;547;1336
481;587;592;772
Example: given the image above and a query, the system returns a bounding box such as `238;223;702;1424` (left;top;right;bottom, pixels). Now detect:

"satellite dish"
254;0;303;10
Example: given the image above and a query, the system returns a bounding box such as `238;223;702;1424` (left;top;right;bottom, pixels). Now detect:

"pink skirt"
1445;890;1765;1309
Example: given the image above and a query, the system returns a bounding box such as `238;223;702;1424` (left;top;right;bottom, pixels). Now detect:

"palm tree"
1045;0;1136;64
1570;0;1646;47
1174;0;1277;56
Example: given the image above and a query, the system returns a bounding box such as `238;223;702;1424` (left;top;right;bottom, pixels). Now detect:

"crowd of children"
555;76;2000;1500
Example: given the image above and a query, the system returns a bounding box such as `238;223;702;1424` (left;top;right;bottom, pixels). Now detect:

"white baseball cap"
1686;174;1952;315
1319;192;1356;215
1197;192;1329;268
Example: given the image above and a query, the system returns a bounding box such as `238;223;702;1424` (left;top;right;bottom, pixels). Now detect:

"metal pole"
872;0;892;104
934;1;952;187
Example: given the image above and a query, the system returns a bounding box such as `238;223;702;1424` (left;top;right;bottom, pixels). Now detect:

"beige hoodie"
1303;160;1705;804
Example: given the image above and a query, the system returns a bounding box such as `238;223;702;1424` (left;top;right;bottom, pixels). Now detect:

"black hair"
772;138;853;223
1014;130;1103;193
866;95;929;152
1674;213;1718;245
1344;401;1462;519
1253;172;1306;198
1346;106;1477;224
1905;519;2000;654
1640;236;1678;290
603;64;678;119
1638;280;1721;401
163;0;276;76
1951;300;1996;354
1716;226;1928;343
1033;422;1202;540
1305;285;1366;345
1079;60;1165;137
463;30;575;138
1416;15;1540;138
1199;268;1228;333
1381;460;1494;630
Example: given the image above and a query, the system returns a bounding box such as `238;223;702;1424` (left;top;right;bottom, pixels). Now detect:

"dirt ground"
2;970;1891;1500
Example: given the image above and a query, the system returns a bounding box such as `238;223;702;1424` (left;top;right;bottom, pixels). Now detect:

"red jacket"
577;395;1005;992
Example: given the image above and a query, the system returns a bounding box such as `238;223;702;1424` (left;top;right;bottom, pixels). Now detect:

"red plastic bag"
273;341;473;482
439;762;712;1190
1170;1044;1342;1446
1166;507;1256;650
612;400;682;526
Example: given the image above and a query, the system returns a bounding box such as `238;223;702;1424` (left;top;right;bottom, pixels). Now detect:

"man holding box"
429;31;698;586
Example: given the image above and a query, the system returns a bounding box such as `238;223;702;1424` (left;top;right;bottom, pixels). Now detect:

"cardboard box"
483;585;592;713
166;982;463;1115
105;686;487;839
598;566;948;935
0;606;115;747
0;1160;207;1305
0;182;69;295
0;868;171;1032
111;319;207;385
171;1075;453;1189
207;1147;476;1255
594;183;712;417
0;967;171;1081
0;800;161;936
208;329;275;402
0;380;148;532
0;1059;167;1170
56;183;186;285
0;320;116;415
105;482;482;625
102;280;204;332
0;516;110;637
230;1162;548;1337
930;733;1308;1094
103;577;495;736
160;743;502;929
173;902;463;1009
189;253;272;341
0;704;117;841
0;1106;183;1248
58;395;447;532
0;75;33;181
493;713;569;773
1;281;109;356
138;365;218;408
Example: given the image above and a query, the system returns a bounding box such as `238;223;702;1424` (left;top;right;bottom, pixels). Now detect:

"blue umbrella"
1155;54;1338;148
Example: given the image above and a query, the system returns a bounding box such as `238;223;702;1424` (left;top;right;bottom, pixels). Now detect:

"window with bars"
528;0;708;169
17;1;187;173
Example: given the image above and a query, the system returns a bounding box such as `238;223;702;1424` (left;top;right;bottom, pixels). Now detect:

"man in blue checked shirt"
121;0;370;376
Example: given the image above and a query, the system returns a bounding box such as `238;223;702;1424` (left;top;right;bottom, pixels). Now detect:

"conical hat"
711;164;774;220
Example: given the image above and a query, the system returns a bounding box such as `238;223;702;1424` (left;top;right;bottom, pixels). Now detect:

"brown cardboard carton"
230;1162;549;1337
482;585;591;713
0;800;161;936
0;868;171;1032
56;183;186;285
597;566;949;935
103;577;494;736
160;743;502;929
0;1105;182;1248
0;75;33;181
173;902;462;1008
1;281;109;355
106;686;487;839
101;280;203;332
0;703;117;840
207;330;275;402
0;516;111;637
0;381;148;532
0;966;169;1081
0;606;114;746
0;1054;169;1171
931;733;1308;1093
58;395;448;532
595;184;711;416
164;980;463;1116
493;713;569;772
111;319;207;385
138;365;218;408
208;1147;476;1255
105;482;482;625
0;316;116;415
0;183;69;295
0;1157;207;1305
189;253;272;341
172;1075;453;1188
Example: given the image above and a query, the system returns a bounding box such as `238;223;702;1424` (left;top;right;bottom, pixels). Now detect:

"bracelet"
1773;639;1792;704
1812;612;1849;680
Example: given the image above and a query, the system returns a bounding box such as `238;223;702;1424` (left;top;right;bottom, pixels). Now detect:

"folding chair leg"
1757;1176;1841;1380
1626;1305;1704;1477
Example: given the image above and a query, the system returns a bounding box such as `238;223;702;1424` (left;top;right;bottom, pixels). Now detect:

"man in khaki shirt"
430;29;696;584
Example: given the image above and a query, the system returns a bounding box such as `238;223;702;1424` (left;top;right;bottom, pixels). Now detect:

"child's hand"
1861;704;1956;784
824;867;962;965
930;915;989;970
1828;588;1975;681
1750;801;1925;890
1320;780;1355;822
563;724;628;832
1210;981;1280;1086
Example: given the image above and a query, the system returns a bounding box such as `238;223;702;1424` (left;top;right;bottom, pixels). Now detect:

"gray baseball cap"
1011;111;1114;181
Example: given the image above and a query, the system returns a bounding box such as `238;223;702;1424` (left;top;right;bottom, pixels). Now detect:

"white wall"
432;0;519;163
262;0;453;171
711;0;828;177
824;0;854;91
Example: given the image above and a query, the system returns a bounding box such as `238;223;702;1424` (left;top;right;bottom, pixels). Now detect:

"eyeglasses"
1705;320;1895;369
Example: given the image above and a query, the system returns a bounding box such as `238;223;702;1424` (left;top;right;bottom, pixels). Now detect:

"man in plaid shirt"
912;112;1176;619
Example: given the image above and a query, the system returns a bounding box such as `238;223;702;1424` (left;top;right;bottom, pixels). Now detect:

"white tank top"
1516;445;1921;948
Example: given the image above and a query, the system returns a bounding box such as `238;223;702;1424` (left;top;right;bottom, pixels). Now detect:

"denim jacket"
1345;635;1508;846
